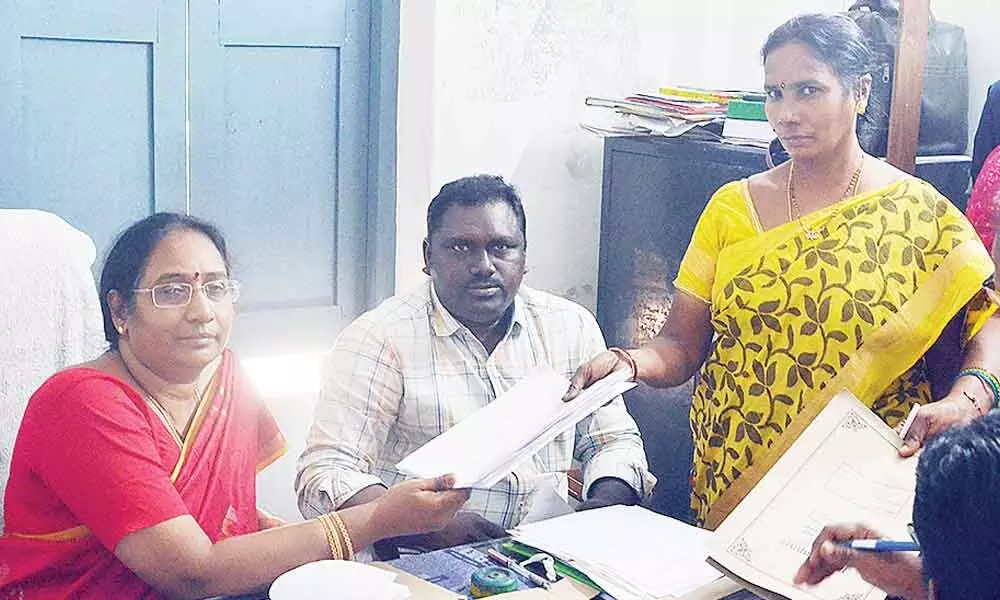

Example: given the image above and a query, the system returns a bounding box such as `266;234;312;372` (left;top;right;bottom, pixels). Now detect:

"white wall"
397;0;1000;312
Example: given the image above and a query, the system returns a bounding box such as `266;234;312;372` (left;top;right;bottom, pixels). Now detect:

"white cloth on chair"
0;209;106;531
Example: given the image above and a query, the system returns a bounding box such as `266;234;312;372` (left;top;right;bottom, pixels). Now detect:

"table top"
388;538;560;598
387;538;763;600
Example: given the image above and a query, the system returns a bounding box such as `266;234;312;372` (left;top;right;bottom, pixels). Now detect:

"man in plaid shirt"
296;175;654;554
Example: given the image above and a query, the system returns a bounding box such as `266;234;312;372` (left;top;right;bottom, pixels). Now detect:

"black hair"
913;412;1000;600
426;175;526;243
761;13;875;95
99;212;231;349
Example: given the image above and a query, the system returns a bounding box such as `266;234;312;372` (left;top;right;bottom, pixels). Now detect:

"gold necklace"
787;156;864;240
119;354;201;444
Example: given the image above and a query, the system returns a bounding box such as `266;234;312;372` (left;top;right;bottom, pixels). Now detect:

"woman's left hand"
899;393;977;457
257;508;285;530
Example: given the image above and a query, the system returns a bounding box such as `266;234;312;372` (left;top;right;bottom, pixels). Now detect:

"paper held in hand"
708;389;917;600
396;367;635;489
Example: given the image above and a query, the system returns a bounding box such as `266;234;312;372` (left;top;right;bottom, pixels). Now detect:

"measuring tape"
469;566;517;597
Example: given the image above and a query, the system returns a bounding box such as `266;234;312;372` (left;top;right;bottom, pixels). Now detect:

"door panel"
20;38;154;253
0;0;186;261
189;0;369;353
18;0;157;42
219;0;348;47
199;47;339;308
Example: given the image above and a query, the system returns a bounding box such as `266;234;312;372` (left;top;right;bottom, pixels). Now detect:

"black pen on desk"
839;539;920;553
486;548;552;589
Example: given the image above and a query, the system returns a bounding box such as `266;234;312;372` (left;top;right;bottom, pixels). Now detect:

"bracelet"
955;368;1000;412
329;511;355;561
316;513;343;560
608;347;638;382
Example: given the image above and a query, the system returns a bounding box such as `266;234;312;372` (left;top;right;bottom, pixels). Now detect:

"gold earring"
856;102;867;115
116;323;126;335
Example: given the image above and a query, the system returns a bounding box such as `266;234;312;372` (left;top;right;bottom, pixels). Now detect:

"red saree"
0;350;286;599
966;145;1000;251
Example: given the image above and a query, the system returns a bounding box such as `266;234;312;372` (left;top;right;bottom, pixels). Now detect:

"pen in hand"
486;548;552;589
839;539;920;553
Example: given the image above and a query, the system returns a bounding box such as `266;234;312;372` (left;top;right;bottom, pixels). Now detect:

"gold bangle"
317;514;342;560
608;347;638;382
329;511;354;561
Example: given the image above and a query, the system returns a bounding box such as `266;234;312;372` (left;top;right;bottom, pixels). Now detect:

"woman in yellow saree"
566;13;1000;529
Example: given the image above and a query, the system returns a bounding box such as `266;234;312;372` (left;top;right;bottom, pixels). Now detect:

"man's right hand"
563;350;628;402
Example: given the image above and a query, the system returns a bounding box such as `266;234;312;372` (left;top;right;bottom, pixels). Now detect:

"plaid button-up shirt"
296;281;654;528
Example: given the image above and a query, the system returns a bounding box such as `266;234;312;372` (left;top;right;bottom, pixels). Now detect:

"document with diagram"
708;390;917;600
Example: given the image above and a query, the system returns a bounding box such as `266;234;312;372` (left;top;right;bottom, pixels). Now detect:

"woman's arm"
632;292;715;387
115;477;468;599
900;311;1000;457
565;291;713;398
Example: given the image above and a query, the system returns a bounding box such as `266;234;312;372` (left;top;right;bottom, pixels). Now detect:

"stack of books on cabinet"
583;86;768;141
721;98;774;148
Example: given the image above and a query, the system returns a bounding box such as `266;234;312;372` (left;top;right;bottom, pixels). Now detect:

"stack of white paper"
270;560;410;600
396;367;635;489
510;505;724;600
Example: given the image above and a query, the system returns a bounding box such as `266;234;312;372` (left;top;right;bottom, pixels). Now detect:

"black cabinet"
597;135;970;521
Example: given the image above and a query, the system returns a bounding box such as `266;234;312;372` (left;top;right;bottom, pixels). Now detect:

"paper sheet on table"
270;560;411;600
708;390;917;600
511;505;726;600
373;564;465;600
396;368;635;489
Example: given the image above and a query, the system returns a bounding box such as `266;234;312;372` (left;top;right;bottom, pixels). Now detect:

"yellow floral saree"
674;177;995;528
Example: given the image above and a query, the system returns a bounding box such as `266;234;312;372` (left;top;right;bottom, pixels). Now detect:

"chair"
0;209;106;531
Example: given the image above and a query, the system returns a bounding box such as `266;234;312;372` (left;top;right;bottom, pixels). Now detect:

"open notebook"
396;368;635;489
708;390;917;600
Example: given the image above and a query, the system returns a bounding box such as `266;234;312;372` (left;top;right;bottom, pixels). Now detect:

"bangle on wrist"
608;347;638;382
317;513;343;560
329;511;354;560
955;367;1000;413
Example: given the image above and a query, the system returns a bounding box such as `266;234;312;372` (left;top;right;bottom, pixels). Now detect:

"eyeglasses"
133;279;241;308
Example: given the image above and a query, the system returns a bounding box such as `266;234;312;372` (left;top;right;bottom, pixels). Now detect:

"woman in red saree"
0;214;468;599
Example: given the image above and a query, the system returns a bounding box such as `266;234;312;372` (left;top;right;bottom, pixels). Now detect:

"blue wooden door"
0;1;396;353
0;0;187;259
188;0;373;353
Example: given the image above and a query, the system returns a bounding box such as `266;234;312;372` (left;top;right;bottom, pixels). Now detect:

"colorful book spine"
657;86;735;104
726;99;767;121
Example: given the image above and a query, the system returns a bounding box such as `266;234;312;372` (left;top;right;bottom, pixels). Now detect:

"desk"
387;539;758;600
387;539;605;598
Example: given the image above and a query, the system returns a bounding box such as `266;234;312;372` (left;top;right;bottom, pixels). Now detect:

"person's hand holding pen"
793;523;927;600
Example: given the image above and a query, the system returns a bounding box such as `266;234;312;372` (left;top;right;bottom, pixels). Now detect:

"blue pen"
841;539;920;552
